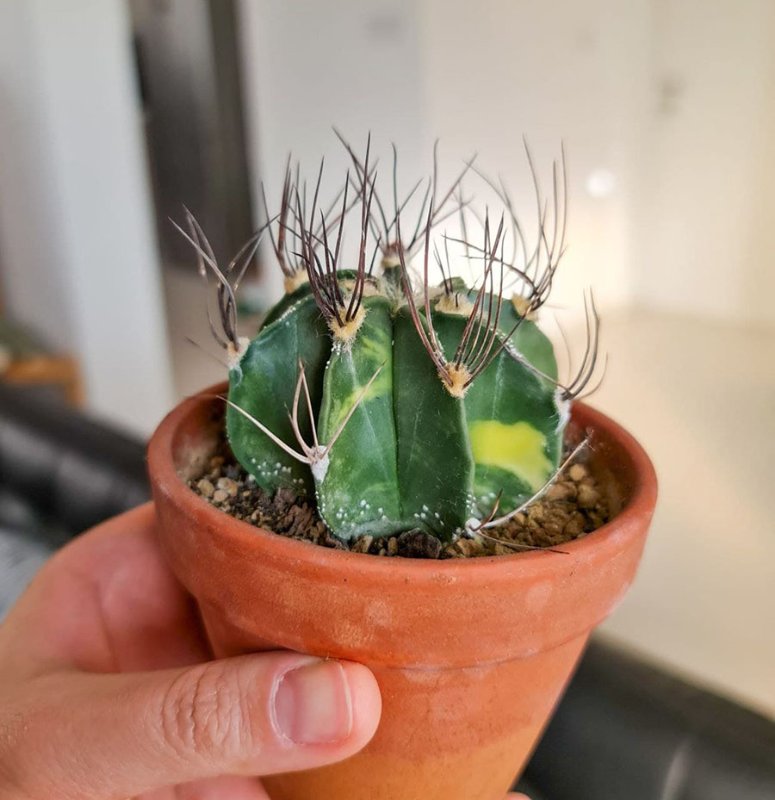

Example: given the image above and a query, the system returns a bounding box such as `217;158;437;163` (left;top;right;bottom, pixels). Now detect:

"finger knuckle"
159;663;254;761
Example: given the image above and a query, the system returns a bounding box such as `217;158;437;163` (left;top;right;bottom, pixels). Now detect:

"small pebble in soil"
189;444;610;560
396;529;443;559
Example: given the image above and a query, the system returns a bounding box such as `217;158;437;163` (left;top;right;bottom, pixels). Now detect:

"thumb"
7;652;381;800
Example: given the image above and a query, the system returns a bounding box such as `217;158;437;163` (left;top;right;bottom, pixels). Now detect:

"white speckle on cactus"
275;298;308;325
465;518;481;535
503;340;521;361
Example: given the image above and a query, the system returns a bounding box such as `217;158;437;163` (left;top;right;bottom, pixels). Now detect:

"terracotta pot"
148;384;657;800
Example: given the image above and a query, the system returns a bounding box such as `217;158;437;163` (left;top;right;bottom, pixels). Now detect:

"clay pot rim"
148;383;657;586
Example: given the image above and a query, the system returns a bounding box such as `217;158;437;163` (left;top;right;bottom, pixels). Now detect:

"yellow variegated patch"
468;420;551;491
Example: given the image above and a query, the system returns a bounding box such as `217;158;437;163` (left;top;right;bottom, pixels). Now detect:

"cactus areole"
178;138;600;544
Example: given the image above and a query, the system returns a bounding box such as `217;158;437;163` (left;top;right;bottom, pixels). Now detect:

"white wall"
635;0;775;325
238;0;431;301
0;2;77;350
595;310;775;718
239;0;775;327
0;0;174;435
237;0;655;315
419;0;651;313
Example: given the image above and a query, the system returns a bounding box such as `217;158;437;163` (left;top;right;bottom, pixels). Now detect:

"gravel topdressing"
190;445;611;559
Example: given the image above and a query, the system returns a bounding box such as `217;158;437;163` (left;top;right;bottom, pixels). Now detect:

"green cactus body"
316;295;404;537
226;278;565;541
431;309;563;516
227;294;330;496
389;306;475;537
176;139;592;546
498;305;559;383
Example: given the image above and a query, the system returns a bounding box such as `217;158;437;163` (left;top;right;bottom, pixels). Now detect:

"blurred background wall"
0;0;772;718
0;0;174;431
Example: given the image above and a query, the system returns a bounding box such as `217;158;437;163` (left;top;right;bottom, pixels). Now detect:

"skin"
0;504;528;800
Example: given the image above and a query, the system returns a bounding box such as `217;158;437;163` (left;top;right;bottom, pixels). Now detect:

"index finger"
0;503;209;676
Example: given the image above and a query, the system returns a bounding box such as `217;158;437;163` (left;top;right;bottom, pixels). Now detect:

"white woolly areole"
554;387;571;431
284;270;308;294
310;447;330;482
435;293;474;316
226;337;250;370
382;254;401;269
512;293;538;321
329;303;367;346
465;517;481;536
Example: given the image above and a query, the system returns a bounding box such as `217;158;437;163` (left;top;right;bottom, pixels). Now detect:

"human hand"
0;504;381;799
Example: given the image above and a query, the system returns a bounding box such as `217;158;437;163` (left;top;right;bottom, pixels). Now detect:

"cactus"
177;139;600;544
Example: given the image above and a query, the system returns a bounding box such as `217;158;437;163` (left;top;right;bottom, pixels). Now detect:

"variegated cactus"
176;138;600;544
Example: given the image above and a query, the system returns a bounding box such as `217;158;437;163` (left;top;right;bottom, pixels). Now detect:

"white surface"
0;0;174;436
593;310;775;718
419;0;651;314
634;0;775;325
237;0;431;303
237;0;651;314
163;267;229;400
0;2;77;349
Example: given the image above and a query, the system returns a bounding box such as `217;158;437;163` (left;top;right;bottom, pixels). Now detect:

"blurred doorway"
129;0;255;268
129;0;258;398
